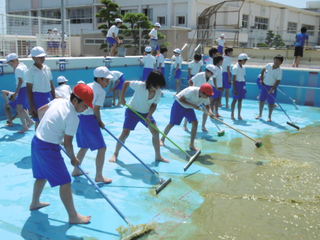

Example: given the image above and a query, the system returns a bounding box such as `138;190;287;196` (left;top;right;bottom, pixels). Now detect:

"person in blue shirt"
293;27;309;68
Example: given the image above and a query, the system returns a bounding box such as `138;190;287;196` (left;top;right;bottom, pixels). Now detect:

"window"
254;17;268;30
302;24;315;36
85;38;105;45
143;8;153;20
157;16;165;25
67;8;92;24
242;15;248;28
41;9;61;19
177;16;185;25
287;22;297;34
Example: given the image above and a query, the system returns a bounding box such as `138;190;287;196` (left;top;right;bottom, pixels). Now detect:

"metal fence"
0;14;71;58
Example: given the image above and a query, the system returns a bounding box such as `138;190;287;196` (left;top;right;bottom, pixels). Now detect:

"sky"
268;0;310;8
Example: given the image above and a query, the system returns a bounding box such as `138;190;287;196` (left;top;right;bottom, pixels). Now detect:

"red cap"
200;83;214;96
73;83;94;108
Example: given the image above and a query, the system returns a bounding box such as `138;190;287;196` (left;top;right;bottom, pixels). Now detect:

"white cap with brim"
145;46;152;52
173;48;181;54
5;53;18;63
57;76;68;83
94;66;113;79
154;22;161;28
115;18;123;23
30;46;47;57
238;53;250;60
205;64;216;74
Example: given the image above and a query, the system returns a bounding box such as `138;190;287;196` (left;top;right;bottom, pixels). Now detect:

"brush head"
155;178;172;194
184;149;201;172
218;130;225;137
255;141;263;148
287;121;300;130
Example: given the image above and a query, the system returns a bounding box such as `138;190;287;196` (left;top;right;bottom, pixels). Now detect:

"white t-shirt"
172;55;182;69
15;62;28;88
143;54;156;69
232;63;246;82
51;32;61;41
36;98;79;144
149;28;158;40
176;86;210;109
55;84;72;99
213;66;223;88
157;54;165;68
263;63;282;86
217;38;225;47
222;55;233;73
107;25;119;38
110;70;123;81
188;60;202;75
82;81;106;115
128;81;161;114
26;64;53;92
191;72;213;87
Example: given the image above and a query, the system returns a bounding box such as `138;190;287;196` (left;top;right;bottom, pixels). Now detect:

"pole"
61;0;65;57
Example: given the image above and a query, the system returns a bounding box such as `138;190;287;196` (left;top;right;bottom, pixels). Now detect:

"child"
55;76;72;99
106;18;123;56
51;28;61;56
1;90;17;126
26;46;55;125
5;53;33;133
30;83;93;224
171;48;183;93
141;46;156;81
160;83;214;151
217;34;225;55
73;66;113;183
212;56;224;118
149;22;161;53
293;27;308;68
222;48;233;108
256;55;284;122
185;64;215;132
188;54;202;80
207;47;218;65
157;47;168;76
110;70;125;106
109;71;169;163
231;53;249;120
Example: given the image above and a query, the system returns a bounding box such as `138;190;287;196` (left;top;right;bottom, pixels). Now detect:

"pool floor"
0;90;319;240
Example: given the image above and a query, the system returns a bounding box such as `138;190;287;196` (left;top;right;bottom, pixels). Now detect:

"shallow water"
144;124;320;240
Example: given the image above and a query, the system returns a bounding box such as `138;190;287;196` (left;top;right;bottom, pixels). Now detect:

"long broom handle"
125;104;191;157
103;127;158;175
60;146;130;225
277;88;298;109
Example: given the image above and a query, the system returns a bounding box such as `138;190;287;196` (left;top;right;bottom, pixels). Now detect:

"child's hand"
71;157;80;166
98;120;105;129
121;98;126;106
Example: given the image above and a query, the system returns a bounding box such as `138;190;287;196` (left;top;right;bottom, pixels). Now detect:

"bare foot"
231;115;235;120
215;114;222;118
267;118;272;122
156;157;170;163
72;169;85;177
69;213;91;224
29;202;50;211
159;139;165;146
202;126;208;132
95;176;112;184
255;115;262;120
6;121;13;127
109;154;118;163
189;145;199;151
225;105;229;109
27;120;35;128
18;128;29;134
238;116;243;120
183;126;189;132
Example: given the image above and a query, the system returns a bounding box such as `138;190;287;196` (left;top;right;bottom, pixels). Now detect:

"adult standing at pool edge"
292;27;309;68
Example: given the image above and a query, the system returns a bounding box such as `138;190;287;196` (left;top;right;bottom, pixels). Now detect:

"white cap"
238;53;250;60
30;46;47;57
145;46;152;52
220;33;225;37
94;66;113;79
205;64;216;74
77;80;85;84
5;53;18;63
53;28;58;31
57;76;68;83
115;18;123;23
154;22;161;28
173;48;181;54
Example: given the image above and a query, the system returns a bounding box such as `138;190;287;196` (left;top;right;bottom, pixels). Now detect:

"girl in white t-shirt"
149;22;161;54
109;71;169;163
141;46;156;81
171;48;183;93
222;48;233;108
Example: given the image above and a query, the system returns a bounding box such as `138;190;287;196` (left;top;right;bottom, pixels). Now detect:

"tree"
265;30;274;47
273;34;285;48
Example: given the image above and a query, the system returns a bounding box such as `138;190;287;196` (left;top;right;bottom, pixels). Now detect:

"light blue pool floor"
0;90;320;240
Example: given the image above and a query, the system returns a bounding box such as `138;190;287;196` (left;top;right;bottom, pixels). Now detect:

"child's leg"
160;123;174;145
109;128;131;162
225;89;230;108
149;125;170;162
237;99;243;120
268;104;275;122
190;120;199;151
16;104;28;131
202;112;208;132
231;99;237;120
112;89;116;105
116;89;121;106
256;101;265;119
72;148;88;176
30;179;50;210
95;147;112;183
176;79;181;93
183;118;188;131
60;183;91;224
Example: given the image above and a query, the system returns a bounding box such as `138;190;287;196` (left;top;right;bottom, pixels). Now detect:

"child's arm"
27;83;37;118
147;103;157;119
120;81;130;105
93;105;104;128
50;80;56;99
227;66;231;83
13;77;23;99
64;135;79;166
178;96;200;110
38;104;49;121
112;79;120;91
260;68;266;84
232;75;238;95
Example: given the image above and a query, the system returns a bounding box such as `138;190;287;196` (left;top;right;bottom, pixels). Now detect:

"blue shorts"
31;136;71;187
16;87;29;109
9;99;17;109
52;41;59;48
34;92;52;110
143;68;153;81
175;69;182;79
123;108;156;130
107;37;117;47
150;39;160;51
47;41;53;48
213;86;222;99
223;72;231;89
259;85;277;105
114;75;125;90
218;45;224;54
169;100;197;125
233;81;246;100
76;115;106;150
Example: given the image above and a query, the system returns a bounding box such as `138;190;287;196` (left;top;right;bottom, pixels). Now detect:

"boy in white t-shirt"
55;76;72;99
188;54;202;80
222;48;233;108
217;34;225;55
140;46;156;81
5;53;34;132
73;66;113;184
212;56;224;118
110;70;125;106
231;53;249;120
109;71;169;163
256;55;284;122
160;83;214;151
171;48;183;93
149;22;161;54
157;47;168;76
106;18;123;56
30;83;93;224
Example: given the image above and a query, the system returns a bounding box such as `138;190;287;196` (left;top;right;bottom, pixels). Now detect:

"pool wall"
0;56;319;117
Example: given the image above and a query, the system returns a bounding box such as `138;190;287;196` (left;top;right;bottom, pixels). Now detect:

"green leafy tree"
265;30;274;47
272;34;285;48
